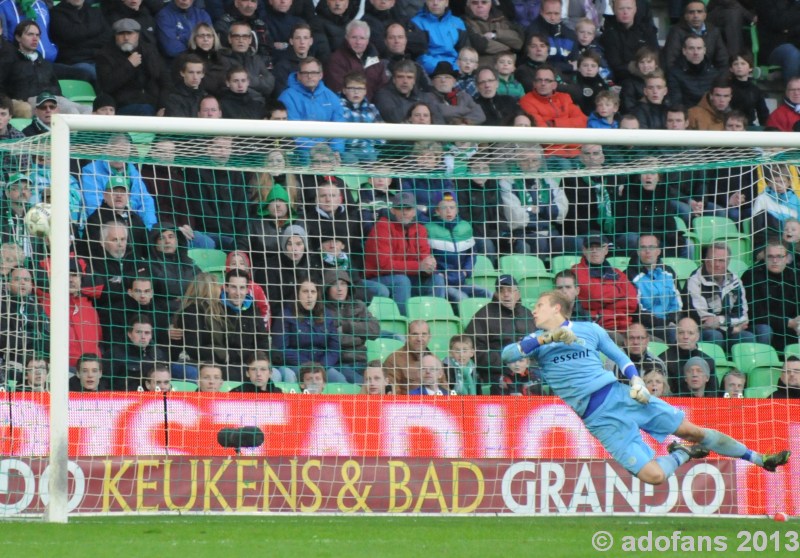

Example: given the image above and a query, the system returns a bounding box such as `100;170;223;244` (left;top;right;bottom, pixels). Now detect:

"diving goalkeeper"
502;290;790;485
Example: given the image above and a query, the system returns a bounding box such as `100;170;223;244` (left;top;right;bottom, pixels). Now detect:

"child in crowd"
425;191;492;302
494;53;524;99
491;354;542;395
360;167;396;226
401;141;454;218
443;334;477;395
620;46;660;113
456;46;479;98
299;362;327;394
230;351;283;393
197;362;224;393
568;18;610;80
573;50;609;116
361;361;392;394
339;71;385;163
753;164;800;247
642;365;670;397
587;90;620;129
444;117;479;175
729;52;770;127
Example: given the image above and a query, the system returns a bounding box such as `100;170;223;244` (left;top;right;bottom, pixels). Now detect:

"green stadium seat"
607;256;630;271
368;296;408;335
427;336;452;360
458;297;491;329
3;379;16;392
324;383;362;394
499;255;552;279
407;296;458;322
366;338;405;363
221;381;242;392
550;255;581;275
661;257;698;288
746;368;781;389
697;342;737;382
274;381;300;393
10;118;30;132
467;255;499;295
783;344;800;359
171;380;198;392
728;258;749;278
58;79;96;104
648;341;668;356
517;276;554;302
686;216;747;246
730;342;781;378
188;248;228;274
744;386;777;399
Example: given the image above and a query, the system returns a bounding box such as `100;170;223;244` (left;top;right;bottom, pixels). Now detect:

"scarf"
785;97;800;115
21;0;37;20
444;90;459;106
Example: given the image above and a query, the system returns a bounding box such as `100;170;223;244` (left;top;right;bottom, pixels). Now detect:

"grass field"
0;516;796;557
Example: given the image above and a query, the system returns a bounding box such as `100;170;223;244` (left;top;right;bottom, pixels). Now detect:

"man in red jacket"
571;235;638;344
519;64;587;161
363;191;445;315
766;77;800;132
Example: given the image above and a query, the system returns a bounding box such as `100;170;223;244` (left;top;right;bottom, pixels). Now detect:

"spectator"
263;0;305;64
455;154;504;262
0;266;48;368
411;0;467;75
676;356;719;397
18;355;48;392
571;50;608;115
0;95;23;152
374;59;443;123
22;92;58;136
772;356;800;399
197;94;222;117
464;274;536;386
721;369;745;398
156;0;211;60
170;272;218;380
164;54;207;117
383;319;430;394
400;139;455;212
752;164;800;249
525;0;576;77
473;66;518;126
338;70;385;163
50;0;111;83
361;360;391;394
756;2;800;83
566;16;610;80
631;71;669;130
92;93;116;115
620;45;660;113
278;56;345;154
462;0;523;67
662;316;716;392
603;322;668;382
688;78;733;130
298;362;326;394
272;23;314;94
571;235;639;340
442;334;477;395
0;0;57;62
225;250;271;327
183;135;250;250
311;0;360;62
626;234;681;344
104;0;158;47
491;353;541;395
363;191;445;315
220;21;275;99
197;362;224;392
600;0;659;83
687;242;771;350
587;89;620;129
69;352;111;392
642;365;670;397
667;34;724;109
664;1;728;70
142;362;172;392
455;46;479;97
422;61;486;124
272;278;347;383
409;353;448;395
108;313;167;389
742;241;800;352
765;77;800;132
514;32;576;95
243;183;297;283
494;52;524;99
96;18;170;116
0;172;32;251
229;350;283;393
553;269;592;321
707;1;756;58
172;24;229;96
324;20;388;98
728;52;769;127
101;273;171;346
323;269;381;383
81;132;157;231
381;22;430;86
214;0;269;59
264;224;324;309
363;0;427;60
219;66;266;119
6;21;63;117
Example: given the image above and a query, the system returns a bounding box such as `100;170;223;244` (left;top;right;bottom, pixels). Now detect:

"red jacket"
364;216;432;278
519;90;587;157
572;258;638;332
765;103;800;132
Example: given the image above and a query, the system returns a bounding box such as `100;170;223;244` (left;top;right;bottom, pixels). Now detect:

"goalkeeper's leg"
674;420;791;472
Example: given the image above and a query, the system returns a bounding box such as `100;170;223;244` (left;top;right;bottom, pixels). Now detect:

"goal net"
0;116;798;520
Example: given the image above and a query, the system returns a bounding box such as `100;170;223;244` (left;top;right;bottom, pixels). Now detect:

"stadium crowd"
0;0;799;398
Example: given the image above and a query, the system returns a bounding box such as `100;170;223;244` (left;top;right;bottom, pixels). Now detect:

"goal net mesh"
0;124;798;518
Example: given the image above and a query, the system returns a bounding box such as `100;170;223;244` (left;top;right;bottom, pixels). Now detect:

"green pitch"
0;516;795;557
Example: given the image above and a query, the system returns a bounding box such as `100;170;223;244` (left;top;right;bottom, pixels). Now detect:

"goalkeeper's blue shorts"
582;383;685;474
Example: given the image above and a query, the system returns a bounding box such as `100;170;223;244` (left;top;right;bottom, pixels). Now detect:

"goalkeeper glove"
629;376;651;405
501;343;525;364
539;327;577;345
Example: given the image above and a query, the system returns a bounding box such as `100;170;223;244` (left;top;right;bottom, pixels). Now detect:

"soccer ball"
24;203;51;237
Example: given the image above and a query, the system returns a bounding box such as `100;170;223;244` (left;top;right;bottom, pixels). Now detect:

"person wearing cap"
278;56;345;154
677;356;719;397
411;0;466;75
0;172;32;252
421;61;485;124
104;0;158;47
363;190;445;316
571;234;639;342
154;0;212;60
92;93;117;115
242;183;297;285
96;17;171;116
80;174;151;260
264;223;324;309
464;273;536;388
21;91;58;136
50;0;112;84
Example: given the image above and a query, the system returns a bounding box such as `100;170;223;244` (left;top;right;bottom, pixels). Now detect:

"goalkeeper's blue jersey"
525;321;634;417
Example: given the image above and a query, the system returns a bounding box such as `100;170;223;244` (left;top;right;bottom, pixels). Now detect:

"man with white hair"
324;20;387;97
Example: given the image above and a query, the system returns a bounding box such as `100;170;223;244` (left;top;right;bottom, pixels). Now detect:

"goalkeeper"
502;290;790;486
